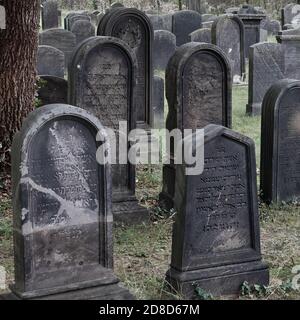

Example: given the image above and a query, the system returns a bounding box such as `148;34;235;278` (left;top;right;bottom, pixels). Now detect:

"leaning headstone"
1;104;134;300
166;125;269;298
160;42;232;209
37;76;68;106
153;30;176;70
41;0;59;30
152;76;165;129
172;10;202;46
71;20;95;45
37;45;65;78
189;28;211;43
247;42;285;116
97;8;154;130
261;79;300;204
212;15;245;82
39;29;76;68
237;5;266;58
69;36;148;224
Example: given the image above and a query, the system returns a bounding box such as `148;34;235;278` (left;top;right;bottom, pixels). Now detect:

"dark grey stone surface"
172;10;202;46
189;28;211;43
166;125;269;298
41;0;59;30
152;76;165;129
68;14;91;31
39;29;76;68
261;79;300;204
148;14;173;31
69;36;149;224
71;20;95;45
3;104;134;300
212;15;245;81
37;45;65;78
160;43;232;210
37;76;68;106
247;42;285;116
153;30;176;70
261;17;281;35
97;8;154;130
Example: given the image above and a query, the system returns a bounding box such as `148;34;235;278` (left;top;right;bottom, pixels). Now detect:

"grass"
0;82;299;300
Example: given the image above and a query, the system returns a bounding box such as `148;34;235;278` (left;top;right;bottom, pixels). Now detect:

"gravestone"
160;42;232;209
261;79;300;204
189;28;211;43
111;2;124;9
166;125;269;298
261;17;281;36
37;45;65;78
185;0;205;14
283;23;295;30
1;104;134;300
97;8;154;130
41;0;59;30
212;15;245;81
237;6;266;58
68;14;91;31
39;29;76;68
202;14;218;23
37;76;68;106
69;36;148;224
281;3;300;28
172;10;202;46
202;21;214;29
247;43;285;116
152;76;165;129
71;20;95;45
148;14;172;31
153;30;176;70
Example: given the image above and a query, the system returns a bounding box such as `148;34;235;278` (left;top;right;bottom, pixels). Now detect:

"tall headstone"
39;29;76;68
69;36;148;224
160;43;232;209
261;79;300;204
247;43;285;116
189;28;212;43
212;15;245;82
166;125;269;298
71;20;95;45
152;76;165;129
37;45;65;78
237;5;266;58
97;8;154;130
41;0;59;30
1;104;134;300
172;10;202;46
37;76;68;106
153;30;176;71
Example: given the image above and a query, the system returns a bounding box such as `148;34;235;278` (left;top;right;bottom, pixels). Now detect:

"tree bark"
0;0;40;178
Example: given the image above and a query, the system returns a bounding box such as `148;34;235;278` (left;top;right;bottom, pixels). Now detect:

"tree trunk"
0;0;40;179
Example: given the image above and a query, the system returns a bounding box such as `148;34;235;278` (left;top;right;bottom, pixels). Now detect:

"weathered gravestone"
147;14;173;31
71;20;95;45
261;79;300;204
153;30;176;70
68;14;91;31
281;3;300;28
185;0;206;14
159;43;232;209
172;10;202;46
97;8;154;130
41;0;59;30
152;76;165;129
69;36;148;223
189;28;211;43
39;29;76;68
37;76;68;106
37;45;65;78
1;104;134;300
261;17;281;36
212;15;245;82
247;43;285;116
202;14;218;23
166;125;269;298
237;5;266;58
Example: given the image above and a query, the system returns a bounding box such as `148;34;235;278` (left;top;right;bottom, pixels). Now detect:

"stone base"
113;200;149;225
166;261;269;299
246;103;262;116
1;282;135;300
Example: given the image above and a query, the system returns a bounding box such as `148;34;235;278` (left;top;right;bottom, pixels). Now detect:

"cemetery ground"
0;84;299;300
